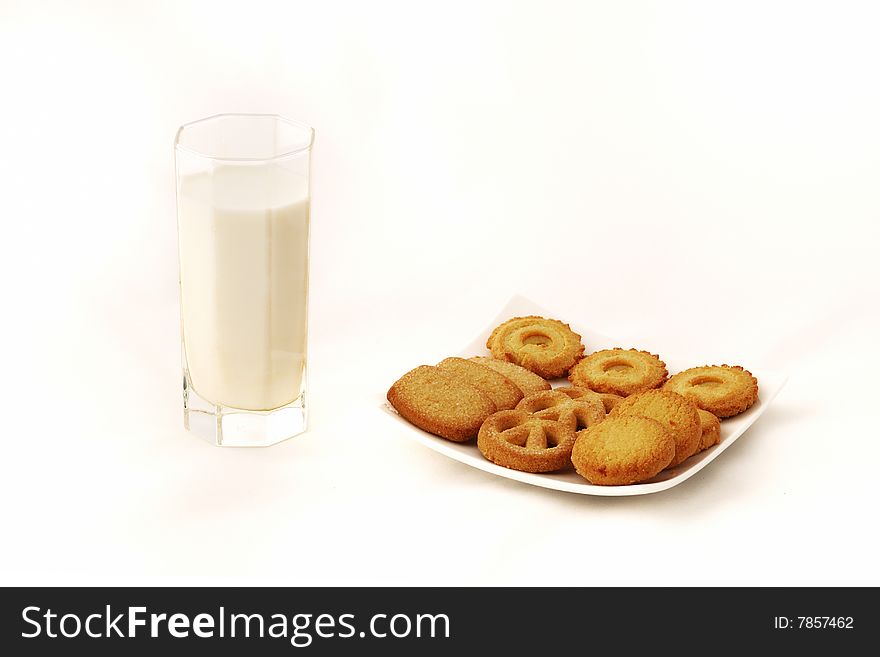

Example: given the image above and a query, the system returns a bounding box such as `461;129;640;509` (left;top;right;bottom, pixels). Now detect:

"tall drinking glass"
175;114;314;446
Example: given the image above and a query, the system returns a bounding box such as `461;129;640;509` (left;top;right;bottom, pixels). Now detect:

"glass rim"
174;112;315;162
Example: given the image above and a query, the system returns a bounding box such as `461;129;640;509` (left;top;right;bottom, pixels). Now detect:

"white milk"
177;165;309;411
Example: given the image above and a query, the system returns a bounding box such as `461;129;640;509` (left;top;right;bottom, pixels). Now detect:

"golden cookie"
516;388;606;432
469;356;552;396
597;392;624;412
437;357;523;410
610;389;701;467
663;365;758;418
568;348;667;396
486;315;584;379
387;365;495;442
477;409;577;473
558;385;624;413
696;409;721;452
571;416;675;486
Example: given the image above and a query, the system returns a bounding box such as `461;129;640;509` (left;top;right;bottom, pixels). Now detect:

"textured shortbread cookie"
696;409;721;452
571;416;675;486
469;356;552;396
610;389;701;467
437;357;523;410
387;365;495;441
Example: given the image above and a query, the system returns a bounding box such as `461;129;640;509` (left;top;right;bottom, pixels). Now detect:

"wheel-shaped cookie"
516;388;605;433
477;409;577;473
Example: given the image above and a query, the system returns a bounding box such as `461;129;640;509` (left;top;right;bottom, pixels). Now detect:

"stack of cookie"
387;315;759;486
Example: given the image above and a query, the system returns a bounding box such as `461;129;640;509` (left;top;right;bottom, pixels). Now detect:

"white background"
1;0;878;586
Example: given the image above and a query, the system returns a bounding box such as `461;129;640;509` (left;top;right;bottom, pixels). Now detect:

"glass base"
183;377;306;447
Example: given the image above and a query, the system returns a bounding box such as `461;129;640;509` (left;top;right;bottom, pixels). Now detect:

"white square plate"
380;296;787;496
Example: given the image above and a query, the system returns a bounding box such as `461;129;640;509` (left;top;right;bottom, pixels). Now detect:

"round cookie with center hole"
610;389;701;467
663;365;758;418
568;348;667;396
571;416;675;486
486;315;584;379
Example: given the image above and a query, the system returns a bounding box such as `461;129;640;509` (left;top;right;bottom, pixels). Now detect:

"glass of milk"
174;114;313;446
